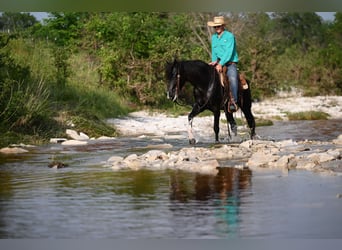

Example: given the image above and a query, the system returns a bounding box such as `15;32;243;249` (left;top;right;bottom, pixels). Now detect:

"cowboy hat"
207;16;226;27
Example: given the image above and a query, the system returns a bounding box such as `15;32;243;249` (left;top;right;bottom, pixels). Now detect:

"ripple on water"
0;120;341;238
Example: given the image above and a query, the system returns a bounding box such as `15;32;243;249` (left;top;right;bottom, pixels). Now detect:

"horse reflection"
169;167;252;202
169;167;252;236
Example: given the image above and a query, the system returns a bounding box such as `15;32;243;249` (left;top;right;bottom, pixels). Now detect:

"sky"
316;12;335;21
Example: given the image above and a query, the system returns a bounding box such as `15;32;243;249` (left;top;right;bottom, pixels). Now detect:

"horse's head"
165;59;182;102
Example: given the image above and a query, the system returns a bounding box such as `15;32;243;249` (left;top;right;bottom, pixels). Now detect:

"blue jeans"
227;64;238;102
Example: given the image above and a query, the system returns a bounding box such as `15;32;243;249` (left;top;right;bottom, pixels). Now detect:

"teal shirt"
211;30;238;66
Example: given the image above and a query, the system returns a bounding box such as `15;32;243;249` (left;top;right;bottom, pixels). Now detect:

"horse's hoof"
48;161;68;169
189;138;196;145
231;125;237;136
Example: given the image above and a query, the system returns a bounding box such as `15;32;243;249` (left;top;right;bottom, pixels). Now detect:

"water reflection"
169;167;252;237
170;168;252;202
0;118;341;238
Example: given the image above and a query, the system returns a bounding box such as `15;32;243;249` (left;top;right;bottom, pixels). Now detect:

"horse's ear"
173;51;179;63
172;57;178;66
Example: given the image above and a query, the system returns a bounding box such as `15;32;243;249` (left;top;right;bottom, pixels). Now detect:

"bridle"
172;63;189;107
173;62;181;102
175;72;181;101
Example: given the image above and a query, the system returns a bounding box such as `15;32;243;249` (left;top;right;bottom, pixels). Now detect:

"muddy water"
0;120;341;238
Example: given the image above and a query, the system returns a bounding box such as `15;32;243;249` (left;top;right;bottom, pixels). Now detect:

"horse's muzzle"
167;91;178;102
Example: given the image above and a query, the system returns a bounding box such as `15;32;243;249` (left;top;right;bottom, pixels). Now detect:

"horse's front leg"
213;111;220;143
187;117;196;145
187;103;202;144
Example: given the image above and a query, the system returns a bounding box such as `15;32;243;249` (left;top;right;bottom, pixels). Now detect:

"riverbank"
1;96;342;175
104;96;342;175
108;95;342;138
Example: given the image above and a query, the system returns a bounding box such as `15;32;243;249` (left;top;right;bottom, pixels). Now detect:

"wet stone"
103;134;342;175
0;147;29;154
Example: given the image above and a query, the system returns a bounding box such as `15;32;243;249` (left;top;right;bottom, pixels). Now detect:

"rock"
50;138;67;144
9;143;35;148
307;152;335;163
145;143;173;149
124;154;138;161
295;157;317;170
275;139;297;148
0;147;28;154
103;129;342;174
79;132;90;140
247;151;280;168
107;147;221;174
66;129;89;141
332;134;342;144
270;154;295;169
61;140;88;146
107;156;124;163
97;136;116;140
141;150;169;161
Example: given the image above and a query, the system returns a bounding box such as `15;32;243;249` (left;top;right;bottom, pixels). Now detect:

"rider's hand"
215;64;222;73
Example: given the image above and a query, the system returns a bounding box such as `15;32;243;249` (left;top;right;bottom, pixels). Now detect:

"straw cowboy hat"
207;16;226;27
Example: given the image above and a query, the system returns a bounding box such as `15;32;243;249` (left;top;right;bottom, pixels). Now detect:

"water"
0;120;341;238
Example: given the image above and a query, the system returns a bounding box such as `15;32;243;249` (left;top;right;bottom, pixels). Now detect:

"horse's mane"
165;59;213;81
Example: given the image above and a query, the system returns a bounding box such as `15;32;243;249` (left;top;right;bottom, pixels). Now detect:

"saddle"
220;66;249;113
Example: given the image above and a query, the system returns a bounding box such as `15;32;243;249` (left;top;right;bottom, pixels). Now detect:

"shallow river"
0;120;341;238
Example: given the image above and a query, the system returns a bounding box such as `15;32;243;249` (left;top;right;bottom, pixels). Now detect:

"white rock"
79;132;90;140
0;147;28;154
66;129;89;141
247;151;280;168
270;154;295;169
50;138;67;144
107;156;124;163
333;135;342;144
61;140;88;146
124;154;138;161
296;159;317;170
97;136;116;140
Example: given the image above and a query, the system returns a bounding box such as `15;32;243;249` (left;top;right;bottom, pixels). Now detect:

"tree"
322;12;342;92
40;12;89;86
272;12;324;51
0;12;37;33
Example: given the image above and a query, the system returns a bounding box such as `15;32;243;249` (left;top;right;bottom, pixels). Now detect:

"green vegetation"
0;12;341;147
287;111;330;120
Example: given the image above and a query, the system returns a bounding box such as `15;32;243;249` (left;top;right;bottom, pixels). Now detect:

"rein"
173;62;189;107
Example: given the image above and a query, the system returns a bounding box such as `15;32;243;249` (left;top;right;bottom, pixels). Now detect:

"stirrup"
228;101;238;113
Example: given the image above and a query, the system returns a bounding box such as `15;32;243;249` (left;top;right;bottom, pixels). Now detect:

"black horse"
165;59;255;144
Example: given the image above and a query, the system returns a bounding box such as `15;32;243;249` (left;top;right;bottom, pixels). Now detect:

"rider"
207;16;239;112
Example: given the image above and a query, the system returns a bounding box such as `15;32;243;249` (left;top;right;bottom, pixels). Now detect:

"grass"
287;111;330;120
0;39;132;147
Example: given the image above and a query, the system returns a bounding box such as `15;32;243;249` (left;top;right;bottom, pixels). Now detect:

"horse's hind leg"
245;110;256;139
226;112;237;136
241;101;256;139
